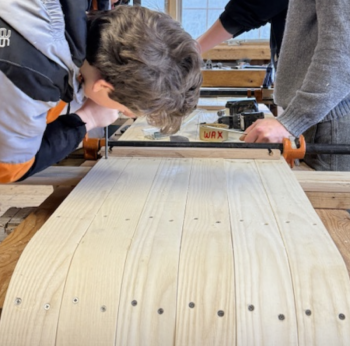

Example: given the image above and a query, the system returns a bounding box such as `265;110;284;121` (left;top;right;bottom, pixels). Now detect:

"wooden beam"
110;147;281;159
295;171;350;209
202;43;270;61
304;192;350;210
0;187;73;310
316;209;350;277
11;166;91;186
202;69;266;88
294;171;350;193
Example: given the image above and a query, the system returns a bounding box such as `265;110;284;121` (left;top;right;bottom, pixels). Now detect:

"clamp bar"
83;136;350;168
106;140;283;150
305;143;350;155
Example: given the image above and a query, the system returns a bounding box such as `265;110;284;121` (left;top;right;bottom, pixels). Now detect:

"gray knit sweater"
274;0;350;137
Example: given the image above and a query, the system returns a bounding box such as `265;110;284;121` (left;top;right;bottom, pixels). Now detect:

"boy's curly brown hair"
86;6;203;134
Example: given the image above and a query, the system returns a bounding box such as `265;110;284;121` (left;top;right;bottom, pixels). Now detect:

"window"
140;0;270;41
141;0;165;12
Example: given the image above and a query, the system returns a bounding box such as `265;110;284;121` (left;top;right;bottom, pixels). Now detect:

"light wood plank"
0;187;73;309
1;157;350;345
257;160;350;345
294;171;350;193
175;158;235;346
305;192;350;210
116;158;192;345
202;43;270;60
111;147;280;160
0;158;131;345
316;209;350;277
0;185;53;218
4;207;36;235
13;166;91;186
202;69;266;88
0;185;53;196
56;158;163;345
225;160;297;345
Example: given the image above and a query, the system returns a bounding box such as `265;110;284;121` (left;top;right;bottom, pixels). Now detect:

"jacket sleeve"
220;0;289;35
17;114;87;181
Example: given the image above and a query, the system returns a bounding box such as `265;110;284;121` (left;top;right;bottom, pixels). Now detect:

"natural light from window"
134;0;270;41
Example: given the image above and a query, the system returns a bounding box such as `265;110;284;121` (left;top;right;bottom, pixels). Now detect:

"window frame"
164;0;270;61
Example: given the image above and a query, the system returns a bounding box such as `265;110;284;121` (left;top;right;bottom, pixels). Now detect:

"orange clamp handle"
282;135;306;168
83;134;106;160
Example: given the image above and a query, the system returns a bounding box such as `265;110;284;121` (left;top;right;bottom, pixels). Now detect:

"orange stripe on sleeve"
46;100;67;124
0;158;35;183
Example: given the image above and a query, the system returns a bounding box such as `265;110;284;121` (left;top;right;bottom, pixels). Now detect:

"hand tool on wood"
218;111;265;131
225;98;259;114
200;87;276;115
217;98;265;131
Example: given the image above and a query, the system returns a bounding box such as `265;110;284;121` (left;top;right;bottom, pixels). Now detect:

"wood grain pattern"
0;185;53;217
1;158;349;345
202;69;266;88
305;192;350;209
316;209;350;277
111;147;281;160
0;159;129;345
57;158;163;345
116;158;191;346
175;159;235;346
257;160;350;345
225;160;297;345
13;166;91;186
0;187;73;309
294;171;350;209
202;43;270;61
294;171;350;193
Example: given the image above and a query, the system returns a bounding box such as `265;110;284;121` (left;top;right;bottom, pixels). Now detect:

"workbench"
1;156;350;345
0;103;350;344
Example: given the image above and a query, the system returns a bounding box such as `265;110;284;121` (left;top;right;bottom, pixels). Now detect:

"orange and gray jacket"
0;0;90;183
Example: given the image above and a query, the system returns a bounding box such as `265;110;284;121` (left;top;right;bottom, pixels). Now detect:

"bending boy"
0;2;202;183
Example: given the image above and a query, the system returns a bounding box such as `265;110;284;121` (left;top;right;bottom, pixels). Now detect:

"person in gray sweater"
243;0;350;171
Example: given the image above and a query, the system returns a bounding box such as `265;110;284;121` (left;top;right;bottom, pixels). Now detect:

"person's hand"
76;98;120;132
240;118;292;143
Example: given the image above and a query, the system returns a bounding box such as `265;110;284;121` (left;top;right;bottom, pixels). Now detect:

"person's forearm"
197;19;232;54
